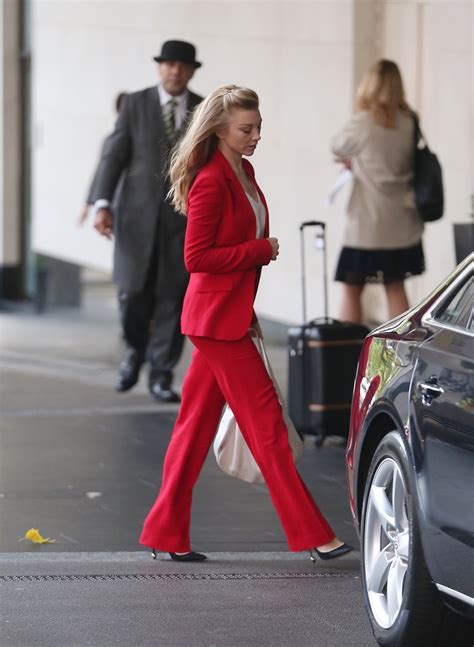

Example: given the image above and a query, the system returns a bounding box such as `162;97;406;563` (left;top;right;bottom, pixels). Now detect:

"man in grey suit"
92;40;203;402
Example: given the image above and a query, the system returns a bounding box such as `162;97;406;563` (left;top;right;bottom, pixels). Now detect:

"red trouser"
139;334;335;552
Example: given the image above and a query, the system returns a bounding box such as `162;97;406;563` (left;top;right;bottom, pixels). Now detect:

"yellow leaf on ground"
19;528;56;544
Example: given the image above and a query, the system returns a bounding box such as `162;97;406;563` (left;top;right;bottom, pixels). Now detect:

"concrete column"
0;0;22;299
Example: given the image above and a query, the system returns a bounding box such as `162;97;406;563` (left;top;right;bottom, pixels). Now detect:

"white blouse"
246;191;266;239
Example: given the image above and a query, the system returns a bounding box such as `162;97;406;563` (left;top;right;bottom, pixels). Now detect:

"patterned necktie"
163;98;177;145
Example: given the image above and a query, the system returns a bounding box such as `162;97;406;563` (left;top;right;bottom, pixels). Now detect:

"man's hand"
267;237;279;261
94;208;113;239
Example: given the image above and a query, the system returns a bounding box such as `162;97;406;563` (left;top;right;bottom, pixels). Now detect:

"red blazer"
181;149;273;340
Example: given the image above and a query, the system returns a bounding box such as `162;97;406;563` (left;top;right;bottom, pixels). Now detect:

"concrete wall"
31;0;473;324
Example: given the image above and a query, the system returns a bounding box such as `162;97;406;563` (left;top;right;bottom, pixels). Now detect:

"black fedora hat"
153;40;202;68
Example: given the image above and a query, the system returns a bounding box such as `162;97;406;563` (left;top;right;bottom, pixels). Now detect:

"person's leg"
115;216;160;392
147;203;188;395
191;335;336;552
139;346;226;552
147;294;187;387
115;288;154;391
339;282;364;324
118;289;153;358
385;280;409;318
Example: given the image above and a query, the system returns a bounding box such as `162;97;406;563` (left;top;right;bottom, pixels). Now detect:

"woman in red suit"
140;85;352;562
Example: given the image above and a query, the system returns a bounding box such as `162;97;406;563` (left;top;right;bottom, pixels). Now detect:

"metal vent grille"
0;571;356;583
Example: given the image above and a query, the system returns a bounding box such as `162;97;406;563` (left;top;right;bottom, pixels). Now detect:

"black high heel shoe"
151;548;207;562
309;543;353;562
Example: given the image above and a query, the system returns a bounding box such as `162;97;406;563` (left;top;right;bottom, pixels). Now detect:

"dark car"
346;252;474;647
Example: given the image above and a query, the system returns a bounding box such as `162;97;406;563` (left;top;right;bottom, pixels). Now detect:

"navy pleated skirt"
335;241;425;285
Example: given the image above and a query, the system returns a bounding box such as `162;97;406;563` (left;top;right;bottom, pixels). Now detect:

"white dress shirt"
157;85;189;130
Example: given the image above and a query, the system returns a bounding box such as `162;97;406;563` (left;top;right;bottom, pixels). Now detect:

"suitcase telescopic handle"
300;221;326;231
299;221;328;323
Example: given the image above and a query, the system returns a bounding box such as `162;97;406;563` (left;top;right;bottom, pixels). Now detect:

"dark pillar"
34;256;82;312
0;265;23;300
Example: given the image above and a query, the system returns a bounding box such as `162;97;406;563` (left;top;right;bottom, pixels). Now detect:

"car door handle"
417;378;444;406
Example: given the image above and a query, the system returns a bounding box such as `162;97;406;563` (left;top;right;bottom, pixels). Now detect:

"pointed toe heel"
309;543;353;562
169;551;207;562
151;548;157;560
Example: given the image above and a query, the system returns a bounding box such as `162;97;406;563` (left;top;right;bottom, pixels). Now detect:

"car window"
435;276;474;332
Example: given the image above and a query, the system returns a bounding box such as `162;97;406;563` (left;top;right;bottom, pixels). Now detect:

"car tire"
360;430;474;646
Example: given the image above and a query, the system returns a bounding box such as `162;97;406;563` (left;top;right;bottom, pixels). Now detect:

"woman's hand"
267;237;279;261
334;157;352;171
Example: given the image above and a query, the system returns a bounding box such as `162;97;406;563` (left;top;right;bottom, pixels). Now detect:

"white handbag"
213;335;304;484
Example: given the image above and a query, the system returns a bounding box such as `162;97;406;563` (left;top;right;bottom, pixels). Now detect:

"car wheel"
360;430;473;646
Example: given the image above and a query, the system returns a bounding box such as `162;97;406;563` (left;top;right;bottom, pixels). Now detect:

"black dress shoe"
309;543;353;562
151;549;207;562
149;380;181;403
115;352;143;392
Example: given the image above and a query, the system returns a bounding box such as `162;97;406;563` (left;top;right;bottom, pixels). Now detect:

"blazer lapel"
145;87;167;170
244;158;269;238
214;151;258;239
186;90;202;112
177;90;202;140
255;182;269;237
146;86;163;138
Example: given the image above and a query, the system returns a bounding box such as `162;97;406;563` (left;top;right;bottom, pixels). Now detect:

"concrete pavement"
0;280;375;646
0;552;372;647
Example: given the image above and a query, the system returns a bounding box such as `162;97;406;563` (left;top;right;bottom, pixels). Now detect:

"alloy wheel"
363;457;410;629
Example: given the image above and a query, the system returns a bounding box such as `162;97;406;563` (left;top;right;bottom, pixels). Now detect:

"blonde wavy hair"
356;59;412;128
169;85;259;214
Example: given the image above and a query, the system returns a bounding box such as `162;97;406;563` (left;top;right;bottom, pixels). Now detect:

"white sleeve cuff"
94;199;110;211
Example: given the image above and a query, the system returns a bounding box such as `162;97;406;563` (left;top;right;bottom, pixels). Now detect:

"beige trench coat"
331;110;424;250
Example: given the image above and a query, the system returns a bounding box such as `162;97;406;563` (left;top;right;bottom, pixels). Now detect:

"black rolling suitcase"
288;221;369;444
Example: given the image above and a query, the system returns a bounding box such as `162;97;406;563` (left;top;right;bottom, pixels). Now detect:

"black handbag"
413;115;444;222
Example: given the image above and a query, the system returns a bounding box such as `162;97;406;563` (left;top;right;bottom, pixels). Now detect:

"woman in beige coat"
331;59;424;324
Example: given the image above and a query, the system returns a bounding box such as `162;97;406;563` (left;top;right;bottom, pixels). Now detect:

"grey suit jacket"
86;140;123;210
91;86;203;292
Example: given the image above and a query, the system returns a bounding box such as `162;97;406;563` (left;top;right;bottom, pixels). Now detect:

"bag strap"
413;112;427;149
254;335;271;373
